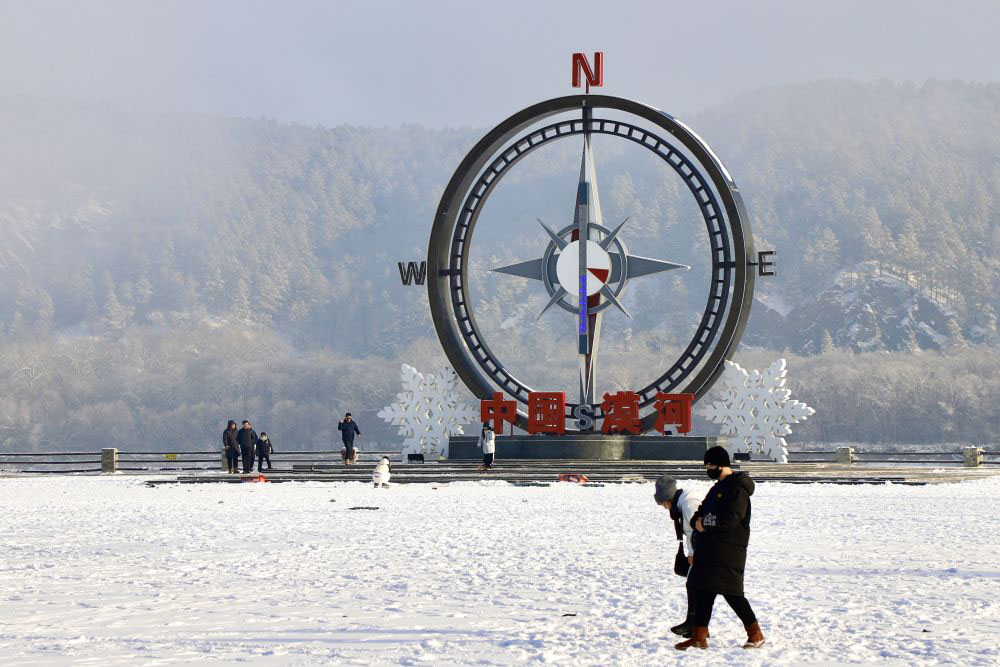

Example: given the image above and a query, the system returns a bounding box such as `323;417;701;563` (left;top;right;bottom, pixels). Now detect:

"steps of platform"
146;460;1000;486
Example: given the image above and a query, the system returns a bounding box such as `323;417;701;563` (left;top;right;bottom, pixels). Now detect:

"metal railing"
788;447;997;465
2;446;995;473
0;449;403;474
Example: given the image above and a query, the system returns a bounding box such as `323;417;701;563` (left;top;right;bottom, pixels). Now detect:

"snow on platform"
1;476;998;665
155;460;1000;486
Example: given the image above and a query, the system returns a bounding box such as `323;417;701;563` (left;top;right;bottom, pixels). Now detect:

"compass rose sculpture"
427;94;758;433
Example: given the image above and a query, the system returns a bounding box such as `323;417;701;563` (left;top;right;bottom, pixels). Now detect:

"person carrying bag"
653;475;700;639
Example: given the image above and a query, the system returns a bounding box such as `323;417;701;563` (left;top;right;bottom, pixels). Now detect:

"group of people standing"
220;413;362;474
654;445;765;651
222;420;274;474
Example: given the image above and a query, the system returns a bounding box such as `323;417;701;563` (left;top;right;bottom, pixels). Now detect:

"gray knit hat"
653;475;678;504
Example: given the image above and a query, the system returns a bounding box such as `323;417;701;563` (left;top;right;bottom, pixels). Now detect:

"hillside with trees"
0;80;997;451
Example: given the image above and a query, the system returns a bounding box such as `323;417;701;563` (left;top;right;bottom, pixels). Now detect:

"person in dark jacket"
257;432;274;471
338;413;361;464
675;446;765;651
222;420;240;474
236;420;258;474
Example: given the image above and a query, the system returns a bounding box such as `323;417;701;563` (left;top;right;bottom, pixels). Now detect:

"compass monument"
419;53;774;459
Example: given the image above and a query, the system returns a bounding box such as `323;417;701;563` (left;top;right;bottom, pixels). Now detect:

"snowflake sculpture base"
377;365;479;460
697;359;815;463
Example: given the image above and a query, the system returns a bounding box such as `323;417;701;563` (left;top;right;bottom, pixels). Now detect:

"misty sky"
2;0;999;127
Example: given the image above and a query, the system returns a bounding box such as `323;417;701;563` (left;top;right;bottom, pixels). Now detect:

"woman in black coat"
222;420;240;474
676;446;765;651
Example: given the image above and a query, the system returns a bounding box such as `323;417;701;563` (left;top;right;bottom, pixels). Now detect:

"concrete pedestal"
448;434;726;461
101;448;118;474
836;447;856;464
963;447;984;467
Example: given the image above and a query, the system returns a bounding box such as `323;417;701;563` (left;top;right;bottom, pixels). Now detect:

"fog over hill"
0;80;997;451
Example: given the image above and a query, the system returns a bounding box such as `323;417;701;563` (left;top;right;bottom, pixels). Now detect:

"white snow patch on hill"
0;476;998;665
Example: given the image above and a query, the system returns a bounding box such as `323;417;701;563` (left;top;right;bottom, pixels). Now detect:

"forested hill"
0;80;998;451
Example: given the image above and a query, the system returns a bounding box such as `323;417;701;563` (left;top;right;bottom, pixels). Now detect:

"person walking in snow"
236;420;258;474
675;446;765;651
653;475;700;639
372;456;391;488
478;422;495;470
222;420;240;474
338;413;361;464
256;432;274;471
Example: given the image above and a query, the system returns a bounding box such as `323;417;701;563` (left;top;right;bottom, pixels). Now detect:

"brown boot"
674;626;708;650
743;622;765;649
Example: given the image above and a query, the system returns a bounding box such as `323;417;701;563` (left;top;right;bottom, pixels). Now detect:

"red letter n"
572;52;604;94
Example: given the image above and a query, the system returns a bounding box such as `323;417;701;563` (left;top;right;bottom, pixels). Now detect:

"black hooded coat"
222;428;238;452
687;471;755;596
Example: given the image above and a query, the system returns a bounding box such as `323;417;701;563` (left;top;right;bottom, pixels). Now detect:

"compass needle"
493;257;546;282
537;287;568;319
537;219;568;250
625;256;690;279
599;217;630;250
599;285;631;318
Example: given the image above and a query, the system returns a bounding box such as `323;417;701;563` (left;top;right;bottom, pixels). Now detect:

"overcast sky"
2;0;998;127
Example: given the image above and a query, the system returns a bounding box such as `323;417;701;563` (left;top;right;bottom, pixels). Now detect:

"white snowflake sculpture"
697;359;814;463
377;364;479;460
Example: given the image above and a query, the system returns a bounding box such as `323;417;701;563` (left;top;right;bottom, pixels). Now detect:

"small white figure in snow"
372;456;391;488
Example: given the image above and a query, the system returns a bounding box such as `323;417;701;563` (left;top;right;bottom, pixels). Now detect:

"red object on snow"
241;474;268;483
558;473;589;483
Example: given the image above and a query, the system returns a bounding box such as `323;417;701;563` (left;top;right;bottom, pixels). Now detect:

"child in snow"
256;432;274;471
478;422;495;470
372;456;391;488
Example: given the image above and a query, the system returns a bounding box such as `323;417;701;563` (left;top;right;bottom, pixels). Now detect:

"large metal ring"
427;94;755;432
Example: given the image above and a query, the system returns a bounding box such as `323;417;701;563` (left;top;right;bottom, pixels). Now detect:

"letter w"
572;52;604;93
398;261;427;286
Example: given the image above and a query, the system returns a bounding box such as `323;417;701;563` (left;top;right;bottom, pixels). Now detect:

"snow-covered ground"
1;476;998;666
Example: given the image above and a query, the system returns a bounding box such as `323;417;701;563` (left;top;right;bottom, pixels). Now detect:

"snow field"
0;475;998;665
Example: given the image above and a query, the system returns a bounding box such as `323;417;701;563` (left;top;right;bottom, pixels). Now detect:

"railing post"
101;448;118;474
836;446;856;464
963;447;984;468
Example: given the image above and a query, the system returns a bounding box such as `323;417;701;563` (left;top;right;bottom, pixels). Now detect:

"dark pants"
690;587;757;627
225;448;240;471
483;453;494;467
257;453;271;471
240;445;254;473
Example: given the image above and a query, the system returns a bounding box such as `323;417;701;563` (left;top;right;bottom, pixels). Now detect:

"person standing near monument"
236;420;258;474
222;420;240;474
675;446;765;651
256;432;274;471
653;475;700;639
339;413;361;464
479;422;495;470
